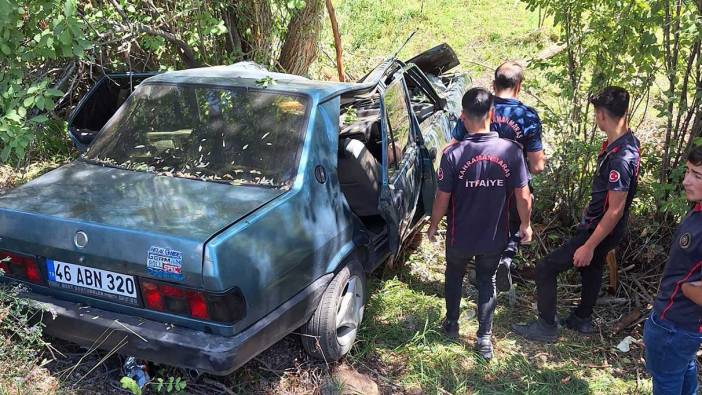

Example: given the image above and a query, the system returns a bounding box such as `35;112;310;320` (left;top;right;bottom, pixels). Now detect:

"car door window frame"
405;67;440;108
382;74;417;182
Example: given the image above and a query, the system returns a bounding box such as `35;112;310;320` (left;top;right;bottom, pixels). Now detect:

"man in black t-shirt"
427;88;532;360
513;86;641;342
452;62;546;293
644;146;702;394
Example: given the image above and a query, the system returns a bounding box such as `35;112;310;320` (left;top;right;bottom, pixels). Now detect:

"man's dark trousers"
535;229;620;324
445;248;502;336
501;192;533;267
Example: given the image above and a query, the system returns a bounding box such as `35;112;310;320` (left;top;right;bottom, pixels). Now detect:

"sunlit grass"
347;235;651;394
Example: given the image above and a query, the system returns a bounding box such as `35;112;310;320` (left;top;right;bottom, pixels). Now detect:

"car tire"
301;263;366;362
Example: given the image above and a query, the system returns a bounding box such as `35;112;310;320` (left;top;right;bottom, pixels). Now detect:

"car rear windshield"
83;83;309;189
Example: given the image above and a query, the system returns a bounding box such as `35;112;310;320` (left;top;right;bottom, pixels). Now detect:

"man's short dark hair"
462;88;493;120
688;145;702;166
494;62;524;91
589;86;629;118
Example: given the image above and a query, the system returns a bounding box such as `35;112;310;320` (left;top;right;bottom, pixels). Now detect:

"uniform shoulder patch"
437;167;444;181
680;232;692;249
609;170;621;183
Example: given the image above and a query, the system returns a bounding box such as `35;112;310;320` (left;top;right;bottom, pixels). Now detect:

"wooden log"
612;308;642;334
606;249;619;295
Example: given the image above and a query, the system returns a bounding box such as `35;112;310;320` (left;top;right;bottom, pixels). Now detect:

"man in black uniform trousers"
513;86;641;341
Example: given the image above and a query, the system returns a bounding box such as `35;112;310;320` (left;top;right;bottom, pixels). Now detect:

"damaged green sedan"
0;44;467;374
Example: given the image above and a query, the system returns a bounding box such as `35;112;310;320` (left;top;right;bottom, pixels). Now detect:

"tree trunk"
278;0;324;75
230;0;273;65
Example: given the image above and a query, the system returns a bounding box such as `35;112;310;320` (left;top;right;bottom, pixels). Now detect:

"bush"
0;280;55;393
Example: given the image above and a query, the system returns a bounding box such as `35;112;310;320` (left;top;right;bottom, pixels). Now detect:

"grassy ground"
1;0;658;393
312;0;557;81
344;236;650;394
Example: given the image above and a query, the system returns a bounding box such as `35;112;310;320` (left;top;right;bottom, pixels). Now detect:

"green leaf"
120;377;142;395
23;96;34;107
35;97;45;111
126;4;136;13
256;76;276;88
45;88;63;97
0;43;11;55
30;115;48;123
174;377;186;391
5;110;20;122
59;29;72;46
63;0;76;17
0;145;11;162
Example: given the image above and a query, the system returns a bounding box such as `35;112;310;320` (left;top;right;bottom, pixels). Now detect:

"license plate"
46;260;138;305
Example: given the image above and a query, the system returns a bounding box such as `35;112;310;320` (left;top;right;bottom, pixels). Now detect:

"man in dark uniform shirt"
513;86;641;342
452;62;546;292
644;145;702;395
427;87;532;360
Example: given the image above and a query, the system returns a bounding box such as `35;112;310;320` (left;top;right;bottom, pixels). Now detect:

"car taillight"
0;251;44;285
142;282;164;311
187;292;208;319
139;279;245;323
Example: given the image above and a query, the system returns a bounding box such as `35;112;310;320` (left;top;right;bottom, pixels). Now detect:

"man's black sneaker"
441;318;459;339
476;335;493;361
512;318;558;343
495;258;512;293
560;312;597;335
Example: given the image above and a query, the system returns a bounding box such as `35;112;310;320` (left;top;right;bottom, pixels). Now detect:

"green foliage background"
0;0;315;166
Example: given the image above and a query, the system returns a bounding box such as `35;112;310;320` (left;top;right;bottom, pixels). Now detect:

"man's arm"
427;190;451;241
573;191;627;267
527;150;546;174
682;281;702;306
514;185;533;243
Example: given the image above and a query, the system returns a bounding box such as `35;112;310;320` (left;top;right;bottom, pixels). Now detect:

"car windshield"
83;83;309;189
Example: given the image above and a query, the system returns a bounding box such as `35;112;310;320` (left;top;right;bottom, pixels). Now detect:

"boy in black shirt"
644;146;702;395
513;86;641;341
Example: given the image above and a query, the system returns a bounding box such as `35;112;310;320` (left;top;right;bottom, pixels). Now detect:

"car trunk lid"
0;161;284;289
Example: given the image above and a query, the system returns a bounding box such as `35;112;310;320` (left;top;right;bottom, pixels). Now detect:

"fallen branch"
611;308;641;334
325;0;345;82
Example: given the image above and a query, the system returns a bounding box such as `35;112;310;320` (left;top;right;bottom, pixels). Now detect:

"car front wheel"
301;263;366;362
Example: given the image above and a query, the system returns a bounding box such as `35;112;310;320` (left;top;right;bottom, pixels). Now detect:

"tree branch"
108;0;198;68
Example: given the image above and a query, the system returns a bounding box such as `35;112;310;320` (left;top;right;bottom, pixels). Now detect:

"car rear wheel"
301;263;366;362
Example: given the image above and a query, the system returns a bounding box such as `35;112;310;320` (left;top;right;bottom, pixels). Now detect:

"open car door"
377;72;424;261
68;72;156;151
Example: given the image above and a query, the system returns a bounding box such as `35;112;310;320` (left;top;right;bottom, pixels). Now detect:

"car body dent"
203;98;358;330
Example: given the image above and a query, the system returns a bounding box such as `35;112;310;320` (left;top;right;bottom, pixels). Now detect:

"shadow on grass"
350;277;596;394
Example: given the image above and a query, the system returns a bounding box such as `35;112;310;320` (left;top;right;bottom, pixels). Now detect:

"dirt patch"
321;364;379;395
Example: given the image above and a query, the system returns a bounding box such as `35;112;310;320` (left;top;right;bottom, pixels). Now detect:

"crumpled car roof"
144;62;361;101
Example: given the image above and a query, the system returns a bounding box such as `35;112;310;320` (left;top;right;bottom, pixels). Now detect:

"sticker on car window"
146;246;184;280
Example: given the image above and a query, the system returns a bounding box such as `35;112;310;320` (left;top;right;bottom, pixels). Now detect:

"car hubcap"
335;275;364;347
